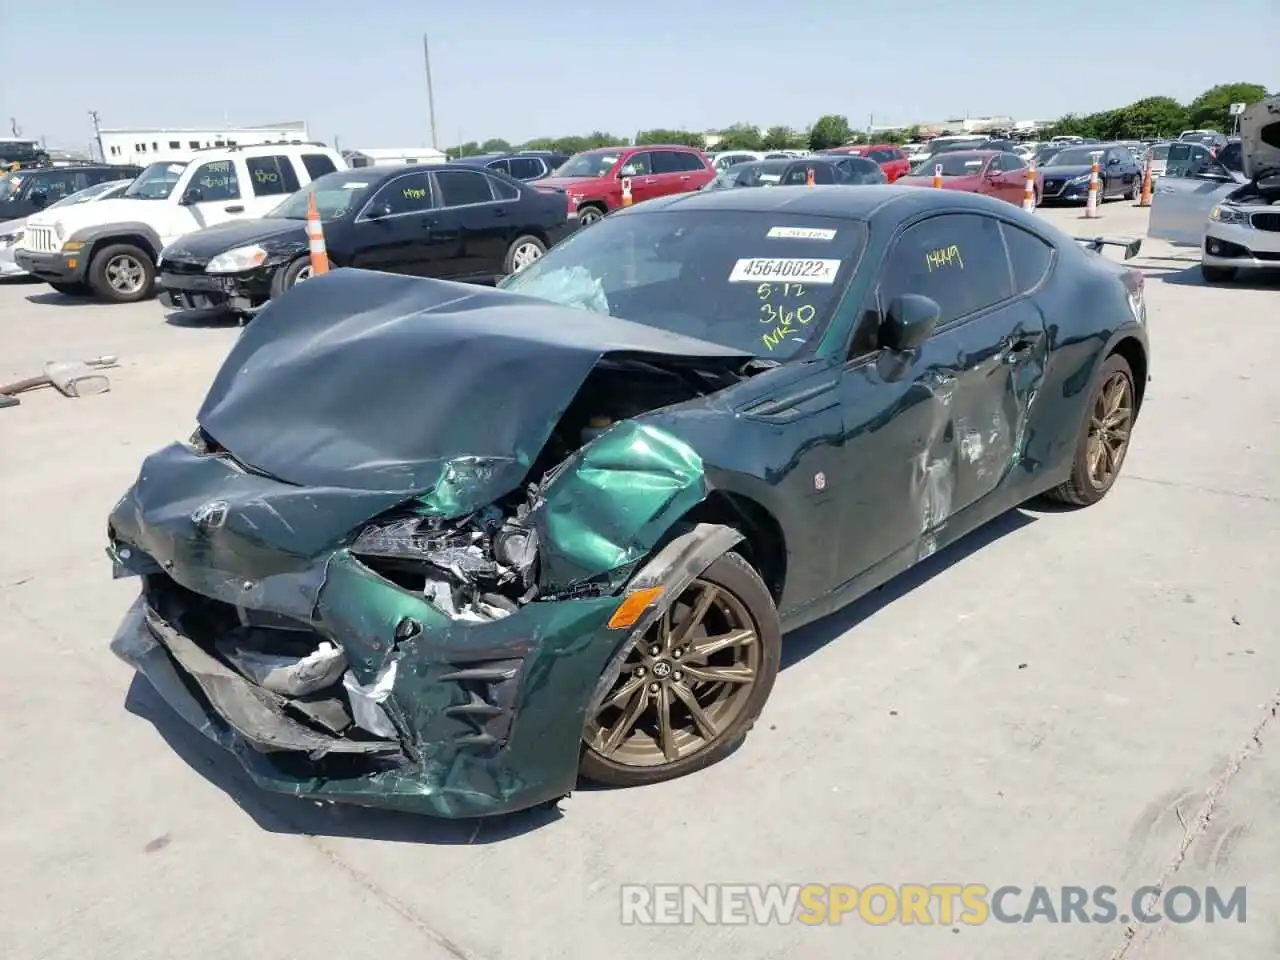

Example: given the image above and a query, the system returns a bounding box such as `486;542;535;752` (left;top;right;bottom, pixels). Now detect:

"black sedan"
450;151;570;181
703;156;885;190
108;185;1149;819
1038;142;1144;204
157;165;574;316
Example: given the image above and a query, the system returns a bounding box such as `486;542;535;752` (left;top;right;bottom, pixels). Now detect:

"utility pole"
8;117;18;136
89;110;104;163
422;34;439;150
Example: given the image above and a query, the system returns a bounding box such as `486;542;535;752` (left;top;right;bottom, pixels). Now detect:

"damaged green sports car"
108;186;1150;818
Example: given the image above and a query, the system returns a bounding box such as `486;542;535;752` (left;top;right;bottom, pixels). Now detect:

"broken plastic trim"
585;523;744;719
1075;236;1143;260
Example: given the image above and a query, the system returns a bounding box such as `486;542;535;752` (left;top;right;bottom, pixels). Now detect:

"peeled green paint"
532;421;709;593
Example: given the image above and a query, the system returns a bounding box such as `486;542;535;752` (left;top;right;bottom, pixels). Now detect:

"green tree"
635;128;706;149
480;137;513;152
761;125;795;150
445;140;483;159
1187;82;1270;131
1113;96;1188;139
715;123;763;150
809;114;852;151
521;132;624;154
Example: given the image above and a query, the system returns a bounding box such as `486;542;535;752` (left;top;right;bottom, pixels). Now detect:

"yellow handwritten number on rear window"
925;245;963;271
402;186;427;201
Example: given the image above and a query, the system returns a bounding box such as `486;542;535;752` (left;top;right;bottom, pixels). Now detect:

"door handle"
640;178;655;185
224;204;244;213
494;207;508;217
679;175;691;180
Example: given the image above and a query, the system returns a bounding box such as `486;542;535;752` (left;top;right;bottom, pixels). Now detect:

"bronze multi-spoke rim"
585;578;759;767
1087;372;1133;489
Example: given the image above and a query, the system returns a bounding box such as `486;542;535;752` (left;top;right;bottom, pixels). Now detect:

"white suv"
15;142;345;302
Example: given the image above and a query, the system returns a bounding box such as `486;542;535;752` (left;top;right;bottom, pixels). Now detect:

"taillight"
1122;268;1146;325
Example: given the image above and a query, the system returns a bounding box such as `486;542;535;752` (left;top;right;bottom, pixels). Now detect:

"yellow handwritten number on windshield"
925;245;963;271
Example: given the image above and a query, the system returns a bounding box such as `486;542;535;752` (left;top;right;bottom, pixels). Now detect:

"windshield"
124;161;188;199
705;161;795;190
497;210;866;360
921;153;988;176
266;171;379;220
551;151;621;178
1045;148;1104;167
49;180;128;209
0;174;23;201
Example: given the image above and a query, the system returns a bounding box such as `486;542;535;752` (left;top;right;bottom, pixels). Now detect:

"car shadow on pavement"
24;291;93;306
123;675;564;844
780;506;1037;670
1148;264;1280;290
163;308;243;328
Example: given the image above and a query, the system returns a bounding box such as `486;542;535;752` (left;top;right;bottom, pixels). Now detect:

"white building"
344;147;448;167
99;121;312;166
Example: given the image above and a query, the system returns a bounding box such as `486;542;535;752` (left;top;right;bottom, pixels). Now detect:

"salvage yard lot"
1;201;1277;960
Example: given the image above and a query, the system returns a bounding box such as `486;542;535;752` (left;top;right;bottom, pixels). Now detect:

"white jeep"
15;142;345;302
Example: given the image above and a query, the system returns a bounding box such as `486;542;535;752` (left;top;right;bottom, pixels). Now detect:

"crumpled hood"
197;268;749;509
162;218;304;263
1240;95;1280;180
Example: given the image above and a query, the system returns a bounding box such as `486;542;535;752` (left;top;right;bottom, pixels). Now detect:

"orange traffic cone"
1022;164;1036;212
1138;154;1153;207
1084;152;1101;219
306;191;329;275
805;167;815;187
621;177;633;207
931;163;943;188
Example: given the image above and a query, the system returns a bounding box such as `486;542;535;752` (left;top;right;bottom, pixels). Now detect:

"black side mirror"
29;190;48;208
181;187;203;205
880;294;940;353
365;201;392;219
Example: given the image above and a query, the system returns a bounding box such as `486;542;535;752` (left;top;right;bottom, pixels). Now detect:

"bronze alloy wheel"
1045;352;1138;506
581;551;781;786
1086;371;1133;489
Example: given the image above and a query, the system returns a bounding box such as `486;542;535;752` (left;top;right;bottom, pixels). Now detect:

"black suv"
0;164;142;220
449;151;570;181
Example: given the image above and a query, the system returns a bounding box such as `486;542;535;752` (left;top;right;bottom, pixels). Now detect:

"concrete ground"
1;198;1276;960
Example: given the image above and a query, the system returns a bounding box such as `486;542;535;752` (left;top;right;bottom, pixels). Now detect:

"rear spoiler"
1075;236;1143;260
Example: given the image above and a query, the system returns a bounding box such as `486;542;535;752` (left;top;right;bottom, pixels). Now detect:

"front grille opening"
142;572;387;745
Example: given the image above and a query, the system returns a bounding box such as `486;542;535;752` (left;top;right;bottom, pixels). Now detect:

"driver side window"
188;160;241;201
620;152;652;176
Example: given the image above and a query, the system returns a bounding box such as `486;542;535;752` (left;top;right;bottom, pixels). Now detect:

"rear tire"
503;234;546;274
88;243;155;303
1200;264;1235;283
1044;353;1136;507
49;281;90;296
580;551;781;787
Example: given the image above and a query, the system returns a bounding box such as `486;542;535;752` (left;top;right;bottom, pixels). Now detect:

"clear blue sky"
1;0;1275;151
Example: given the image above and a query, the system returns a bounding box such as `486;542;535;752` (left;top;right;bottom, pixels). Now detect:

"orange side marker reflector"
607;586;665;630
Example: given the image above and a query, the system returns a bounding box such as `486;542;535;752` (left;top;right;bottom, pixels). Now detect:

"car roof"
626;183;1029;221
12;164;129;172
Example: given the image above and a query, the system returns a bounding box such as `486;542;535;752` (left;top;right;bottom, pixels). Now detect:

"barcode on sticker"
767;226;837;240
728;258;842;284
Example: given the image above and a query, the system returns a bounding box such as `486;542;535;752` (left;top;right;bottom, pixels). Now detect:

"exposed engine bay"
350;357;744;622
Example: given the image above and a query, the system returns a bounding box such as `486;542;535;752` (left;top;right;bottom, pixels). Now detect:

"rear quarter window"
1000;223;1054;294
301;153;337;180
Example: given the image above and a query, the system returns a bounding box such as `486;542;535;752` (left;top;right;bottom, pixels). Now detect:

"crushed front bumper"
158;265;273;314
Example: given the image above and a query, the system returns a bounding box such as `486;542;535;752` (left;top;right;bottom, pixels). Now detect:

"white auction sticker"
766;226;837;241
728;258;842;284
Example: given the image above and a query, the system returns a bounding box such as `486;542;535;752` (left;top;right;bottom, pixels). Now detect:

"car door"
835;212;1048;582
648;149;693;197
1000;153;1029;203
618;151;660;203
348;170;440;275
427;168;511;279
1147;145;1241;245
179;158;252;231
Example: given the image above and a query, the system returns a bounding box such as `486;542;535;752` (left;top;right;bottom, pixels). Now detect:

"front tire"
577;204;606;226
88;243;155;303
503;234;546;274
580;551;781;787
1201;264;1235;283
1044;353;1136;506
271;256;315;298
